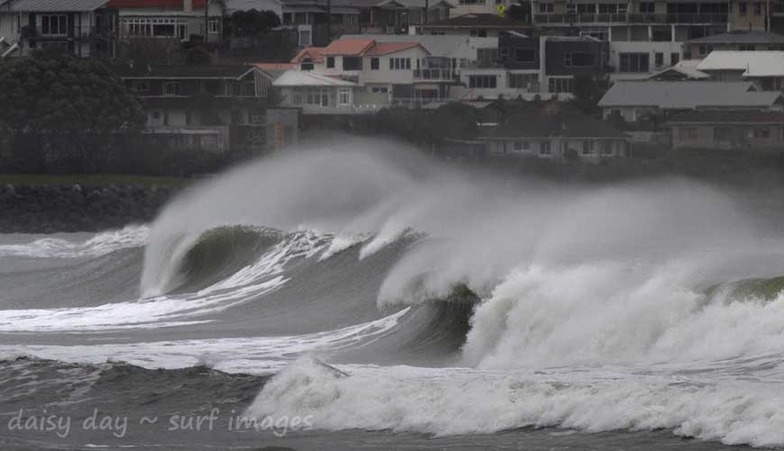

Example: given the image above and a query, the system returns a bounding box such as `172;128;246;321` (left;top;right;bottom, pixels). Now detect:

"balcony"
413;68;459;82
533;13;728;25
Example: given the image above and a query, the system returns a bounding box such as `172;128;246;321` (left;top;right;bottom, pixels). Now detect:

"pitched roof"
272;70;359;87
292;47;325;63
689;30;784;45
323;39;376;56
339;34;496;57
349;0;405;8
366;42;428;56
107;0;207;8
648;60;710;80
598;81;782;109
397;0;453;7
4;0;109;11
420;13;529;29
254;62;296;71
696;51;784;77
479;104;628;139
110;64;260;79
668;109;784;124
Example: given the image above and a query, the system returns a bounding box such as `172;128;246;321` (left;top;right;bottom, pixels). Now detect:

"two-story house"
0;0;117;58
108;0;222;43
110;64;292;152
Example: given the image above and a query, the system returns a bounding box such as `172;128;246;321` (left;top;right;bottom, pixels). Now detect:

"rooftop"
323;39;376;56
2;0;109;11
697;51;784;77
366;42;428;56
479;104;628;139
106;0;208;8
292;47;326;63
339;34;498;57
689;30;784;45
273;70;359;87
648;60;710;80
598;81;782;109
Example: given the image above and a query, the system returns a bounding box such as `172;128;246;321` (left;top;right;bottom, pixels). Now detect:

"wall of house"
449;0;511;17
499;32;539;70
484;137;628;162
360;47;429;84
609;41;684;74
728;0;766;31
0;13;19;44
701;69;746;82
545;39;609;76
672;123;784;150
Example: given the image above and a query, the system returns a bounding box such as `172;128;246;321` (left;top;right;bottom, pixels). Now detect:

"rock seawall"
0;184;177;233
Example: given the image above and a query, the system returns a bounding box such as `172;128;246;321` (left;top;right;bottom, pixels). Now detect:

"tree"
226;10;281;38
572;74;608;117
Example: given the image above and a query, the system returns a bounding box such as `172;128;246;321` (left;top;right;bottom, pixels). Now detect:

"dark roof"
110;64;261;79
668;110;784;124
689;30;784;45
420;13;529;29
479;104;628;139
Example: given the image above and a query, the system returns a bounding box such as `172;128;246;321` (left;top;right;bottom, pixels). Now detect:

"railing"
413;68;459;81
533;13;728;24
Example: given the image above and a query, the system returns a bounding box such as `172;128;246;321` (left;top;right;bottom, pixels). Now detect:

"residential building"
107;0;223;43
648;59;709;80
448;0;513;18
110;64;285;152
0;0;117;58
449;102;630;163
598;81;784;122
687;30;784;59
669;110;784;151
273;70;379;114
278;0;360;47
696;50;784;89
416;13;529;37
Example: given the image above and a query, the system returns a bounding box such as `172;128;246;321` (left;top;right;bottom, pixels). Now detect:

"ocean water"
2;142;784;449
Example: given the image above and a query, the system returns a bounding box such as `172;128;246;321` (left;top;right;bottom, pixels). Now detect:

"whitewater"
3;140;784;449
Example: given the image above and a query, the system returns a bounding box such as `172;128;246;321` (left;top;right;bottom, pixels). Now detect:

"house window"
508;73;537;88
754;2;762;15
714;126;733;141
564;52;594;67
343;56;362;71
540;142;552;156
371;57;379;70
41;15;68;36
515;48;535;63
326;56;335;68
581;141;592;155
338;88;351;106
598;3;618;13
679;127;697;140
293;88;330;107
131;80;150;94
468;75;497;88
639;2;654;13
753;127;771;138
538;2;554;13
601;141;614;156
698;45;713;56
469;28;488;37
671;52;680;66
655;52;664;67
578;4;595;13
739;2;747;15
548;77;573;93
619;52;649;73
389;58;411;70
739;44;755;51
301;58;314;71
513;141;530;151
163;81;182;96
208;18;220;34
299;29;311;47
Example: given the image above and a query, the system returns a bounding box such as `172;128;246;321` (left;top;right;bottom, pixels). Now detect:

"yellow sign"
496;4;506;16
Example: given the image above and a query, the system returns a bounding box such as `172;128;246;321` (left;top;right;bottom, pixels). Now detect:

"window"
639;2;654;13
619;52;649;73
338;88;351;106
208;18;219;34
292;88;330;107
698;44;713;56
679;127;697;140
564;52;594;67
389;57;411;70
122;17;187;40
538;2;554;13
508;73;537;88
671;52;680;65
301;58;314;71
326;56;335;68
163;81;181;96
470;29;488;37
343;56;362;71
618;3;628;13
753;127;771;138
468;75;497;88
578;4;595;13
739;2;747;15
515;48;536;63
548;77;573;93
581;142;592;155
299;29;311;47
601;141;614;156
598;3;618;13
739;44;756;51
754;2;762;15
370;86;388;94
371;57;379;70
540;142;551;156
714;127;733;141
513;141;530;151
655;52;664;67
41;15;67;36
477;48;499;65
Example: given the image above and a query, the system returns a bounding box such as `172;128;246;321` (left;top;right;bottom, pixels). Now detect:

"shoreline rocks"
0;184;178;233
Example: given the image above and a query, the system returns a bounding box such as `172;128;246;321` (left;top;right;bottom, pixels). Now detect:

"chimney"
184;0;193;12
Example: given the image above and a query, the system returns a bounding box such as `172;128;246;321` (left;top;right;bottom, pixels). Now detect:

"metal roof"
598;81;782;109
4;0;109;11
648;60;710;80
273;70;359;87
689;30;784;45
697;51;784;77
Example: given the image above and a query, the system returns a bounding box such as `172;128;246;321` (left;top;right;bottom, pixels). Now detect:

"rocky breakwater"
0;184;178;233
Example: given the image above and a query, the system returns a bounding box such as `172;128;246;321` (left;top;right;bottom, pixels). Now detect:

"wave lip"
0;225;149;259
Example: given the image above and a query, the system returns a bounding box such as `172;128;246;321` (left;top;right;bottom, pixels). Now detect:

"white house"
697;51;784;90
273;70;382;114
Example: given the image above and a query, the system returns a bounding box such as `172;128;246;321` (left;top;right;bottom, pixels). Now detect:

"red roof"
366;42;428;56
291;47;326;64
107;0;207;9
323;39;375;56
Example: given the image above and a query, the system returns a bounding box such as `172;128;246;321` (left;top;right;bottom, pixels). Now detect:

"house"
598;81;784;122
415;13;529;37
668;110;784;151
273;70;379;114
107;0;223;43
449;0;513;18
648;59;709;80
0;0;117;58
110;64;291;152
278;0;360;47
354;0;453;34
687;30;784;59
459;102;630;162
696;50;784;90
